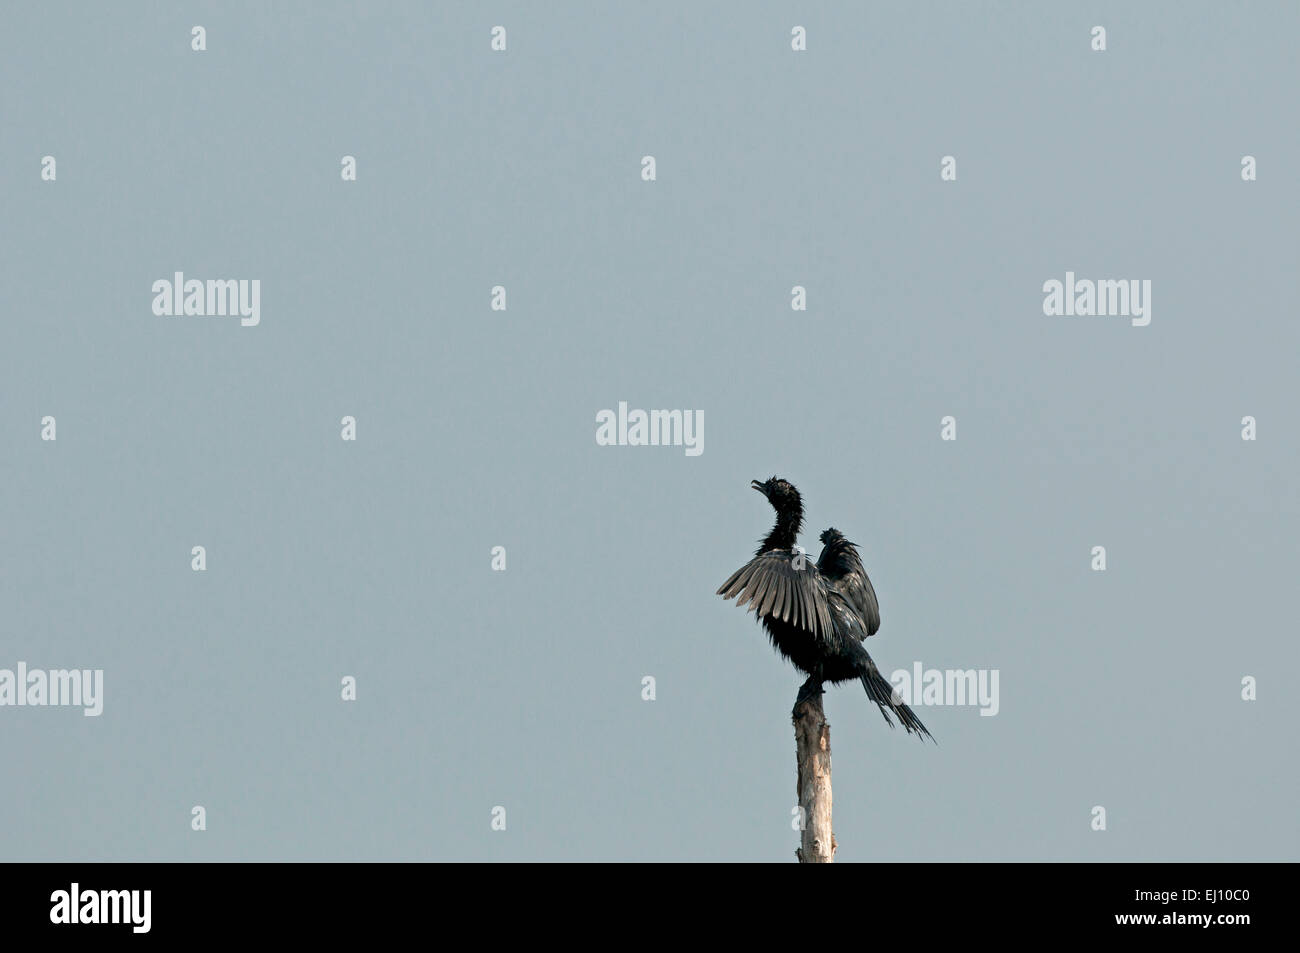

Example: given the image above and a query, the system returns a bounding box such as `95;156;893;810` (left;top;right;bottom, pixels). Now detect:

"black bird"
717;477;933;740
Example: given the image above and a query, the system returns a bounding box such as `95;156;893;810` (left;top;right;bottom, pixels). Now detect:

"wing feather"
759;575;782;618
717;551;833;644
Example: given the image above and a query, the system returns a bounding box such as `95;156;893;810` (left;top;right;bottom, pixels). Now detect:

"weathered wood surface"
794;692;834;863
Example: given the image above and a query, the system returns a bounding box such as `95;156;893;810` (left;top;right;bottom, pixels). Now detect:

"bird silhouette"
717;477;933;740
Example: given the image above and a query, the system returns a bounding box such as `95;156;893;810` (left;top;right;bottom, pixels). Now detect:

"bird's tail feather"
856;650;934;743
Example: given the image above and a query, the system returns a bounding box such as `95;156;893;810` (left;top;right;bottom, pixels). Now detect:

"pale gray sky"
1;1;1296;861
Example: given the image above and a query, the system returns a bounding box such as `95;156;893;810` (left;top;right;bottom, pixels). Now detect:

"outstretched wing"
836;567;880;637
815;533;881;637
716;551;835;644
827;589;872;644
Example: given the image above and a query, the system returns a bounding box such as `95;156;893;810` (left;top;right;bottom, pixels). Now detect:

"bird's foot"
792;678;825;717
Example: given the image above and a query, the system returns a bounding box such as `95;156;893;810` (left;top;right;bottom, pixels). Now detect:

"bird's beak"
751;479;767;494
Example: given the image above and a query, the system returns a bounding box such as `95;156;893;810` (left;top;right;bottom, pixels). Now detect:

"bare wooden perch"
793;692;835;863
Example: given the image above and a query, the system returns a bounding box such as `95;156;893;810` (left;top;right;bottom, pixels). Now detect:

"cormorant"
717;477;933;740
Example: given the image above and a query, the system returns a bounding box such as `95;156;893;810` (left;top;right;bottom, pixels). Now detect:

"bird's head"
752;476;801;512
819;527;846;545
